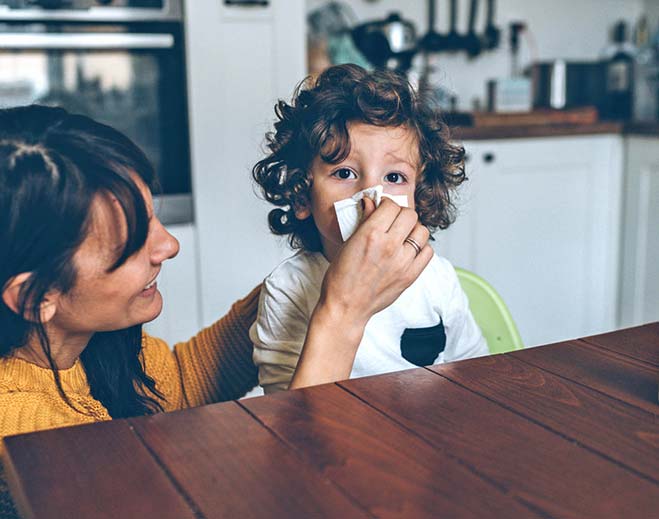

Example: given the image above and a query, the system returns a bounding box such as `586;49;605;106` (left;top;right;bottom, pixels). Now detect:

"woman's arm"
290;198;432;389
171;285;260;406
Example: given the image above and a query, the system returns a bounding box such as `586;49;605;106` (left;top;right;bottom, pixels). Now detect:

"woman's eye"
332;168;357;180
385;172;406;184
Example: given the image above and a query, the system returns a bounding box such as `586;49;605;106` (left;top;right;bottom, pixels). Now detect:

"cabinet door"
144;223;201;346
185;0;306;324
438;136;623;346
620;137;659;327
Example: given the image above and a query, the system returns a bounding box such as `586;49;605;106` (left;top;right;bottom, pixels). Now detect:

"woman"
0;105;430;515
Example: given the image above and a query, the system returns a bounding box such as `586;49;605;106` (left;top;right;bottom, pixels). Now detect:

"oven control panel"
0;0;180;21
2;1;165;8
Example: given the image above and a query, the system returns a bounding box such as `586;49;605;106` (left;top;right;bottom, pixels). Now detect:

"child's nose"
357;174;380;191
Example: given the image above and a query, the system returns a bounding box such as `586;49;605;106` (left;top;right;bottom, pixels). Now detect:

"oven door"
0;26;192;224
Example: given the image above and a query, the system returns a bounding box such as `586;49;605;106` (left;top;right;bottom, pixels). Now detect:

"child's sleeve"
439;260;490;362
249;275;311;394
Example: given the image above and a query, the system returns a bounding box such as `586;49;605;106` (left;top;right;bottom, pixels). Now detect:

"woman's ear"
2;272;31;315
2;273;59;323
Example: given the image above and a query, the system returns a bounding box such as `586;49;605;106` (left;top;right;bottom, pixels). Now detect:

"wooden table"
4;324;659;518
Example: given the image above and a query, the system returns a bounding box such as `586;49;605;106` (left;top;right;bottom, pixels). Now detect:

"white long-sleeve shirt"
250;250;488;393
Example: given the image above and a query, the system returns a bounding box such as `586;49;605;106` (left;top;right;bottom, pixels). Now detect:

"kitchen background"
1;0;657;351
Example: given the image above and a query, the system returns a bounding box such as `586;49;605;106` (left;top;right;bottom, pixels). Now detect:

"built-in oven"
0;0;192;224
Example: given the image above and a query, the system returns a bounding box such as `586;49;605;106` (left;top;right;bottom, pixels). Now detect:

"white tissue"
334;185;409;241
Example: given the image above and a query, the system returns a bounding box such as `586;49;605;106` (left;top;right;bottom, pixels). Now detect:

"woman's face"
49;176;180;337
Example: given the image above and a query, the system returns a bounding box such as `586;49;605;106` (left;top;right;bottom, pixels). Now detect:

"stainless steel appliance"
531;60;606;113
0;0;192;224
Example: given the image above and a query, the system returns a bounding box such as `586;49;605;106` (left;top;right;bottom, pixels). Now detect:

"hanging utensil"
464;0;481;57
482;0;501;50
445;0;461;50
417;0;447;52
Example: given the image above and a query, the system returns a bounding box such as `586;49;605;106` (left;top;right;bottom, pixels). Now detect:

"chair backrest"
455;267;524;354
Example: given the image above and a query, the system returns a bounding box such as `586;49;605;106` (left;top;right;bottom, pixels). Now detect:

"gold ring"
404;237;422;256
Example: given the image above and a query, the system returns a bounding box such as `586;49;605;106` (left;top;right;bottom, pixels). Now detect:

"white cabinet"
184;0;306;325
438;135;624;346
144;224;201;345
620;137;659;327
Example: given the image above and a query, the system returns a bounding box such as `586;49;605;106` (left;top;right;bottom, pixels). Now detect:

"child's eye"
385;172;406;184
332;168;357;180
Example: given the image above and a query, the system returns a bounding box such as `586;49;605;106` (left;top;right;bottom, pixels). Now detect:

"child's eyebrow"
385;152;417;168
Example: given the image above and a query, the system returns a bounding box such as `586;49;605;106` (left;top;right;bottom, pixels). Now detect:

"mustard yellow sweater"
0;285;260;518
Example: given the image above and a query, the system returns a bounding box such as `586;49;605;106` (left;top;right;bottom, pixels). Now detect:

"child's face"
297;122;419;261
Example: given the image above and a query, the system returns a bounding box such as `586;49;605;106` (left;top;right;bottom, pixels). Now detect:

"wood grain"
3;419;195;519
341;367;659;519
428;354;659;483
129;400;366;519
580;323;659;366
510;340;658;414
241;382;539;519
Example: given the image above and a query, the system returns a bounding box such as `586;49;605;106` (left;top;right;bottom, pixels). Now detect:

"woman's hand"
321;197;432;325
290;198;432;389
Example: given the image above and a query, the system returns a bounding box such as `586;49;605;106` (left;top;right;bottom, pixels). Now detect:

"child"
250;64;487;393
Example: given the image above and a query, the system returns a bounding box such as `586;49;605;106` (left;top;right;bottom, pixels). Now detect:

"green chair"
455;267;524;354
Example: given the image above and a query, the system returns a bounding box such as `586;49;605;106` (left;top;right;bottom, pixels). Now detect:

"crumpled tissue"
334;185;408;241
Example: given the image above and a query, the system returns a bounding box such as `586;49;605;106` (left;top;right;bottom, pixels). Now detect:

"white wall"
308;0;647;110
646;0;659;23
185;1;306;324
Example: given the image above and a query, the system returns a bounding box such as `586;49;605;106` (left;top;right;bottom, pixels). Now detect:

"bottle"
632;15;659;121
604;21;634;120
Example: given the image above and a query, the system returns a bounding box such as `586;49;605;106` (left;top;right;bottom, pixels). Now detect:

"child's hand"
320;197;432;329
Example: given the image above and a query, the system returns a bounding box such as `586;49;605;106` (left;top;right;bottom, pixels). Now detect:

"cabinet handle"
483;152;495;163
224;0;269;6
464;153;472;163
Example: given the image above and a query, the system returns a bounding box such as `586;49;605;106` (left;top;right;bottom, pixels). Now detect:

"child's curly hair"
252;63;466;252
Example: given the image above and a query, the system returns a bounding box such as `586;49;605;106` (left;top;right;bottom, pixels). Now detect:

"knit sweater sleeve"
170;284;261;408
0;392;102;447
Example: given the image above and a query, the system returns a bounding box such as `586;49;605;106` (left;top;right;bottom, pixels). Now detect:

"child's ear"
2;273;59;323
294;202;311;220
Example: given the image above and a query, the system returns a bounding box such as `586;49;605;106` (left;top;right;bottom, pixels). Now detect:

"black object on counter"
603;21;634;121
532;61;607;112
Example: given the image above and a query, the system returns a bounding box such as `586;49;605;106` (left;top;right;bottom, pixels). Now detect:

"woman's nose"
150;220;180;264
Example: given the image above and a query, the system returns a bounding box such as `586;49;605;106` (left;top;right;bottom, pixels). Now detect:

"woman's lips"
140;281;158;298
140;274;159;297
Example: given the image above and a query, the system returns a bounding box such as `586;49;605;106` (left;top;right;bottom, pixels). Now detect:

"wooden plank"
428;354;659;483
3;419;195;519
510;340;658;414
240;382;542;519
129;400;366;519
580;323;659;366
340;367;659;519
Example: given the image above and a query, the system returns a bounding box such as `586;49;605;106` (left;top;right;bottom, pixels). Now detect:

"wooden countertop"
452;121;659;141
4;324;659;519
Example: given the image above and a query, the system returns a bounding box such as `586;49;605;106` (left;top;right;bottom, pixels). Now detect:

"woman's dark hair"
252;63;467;252
0;105;164;418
